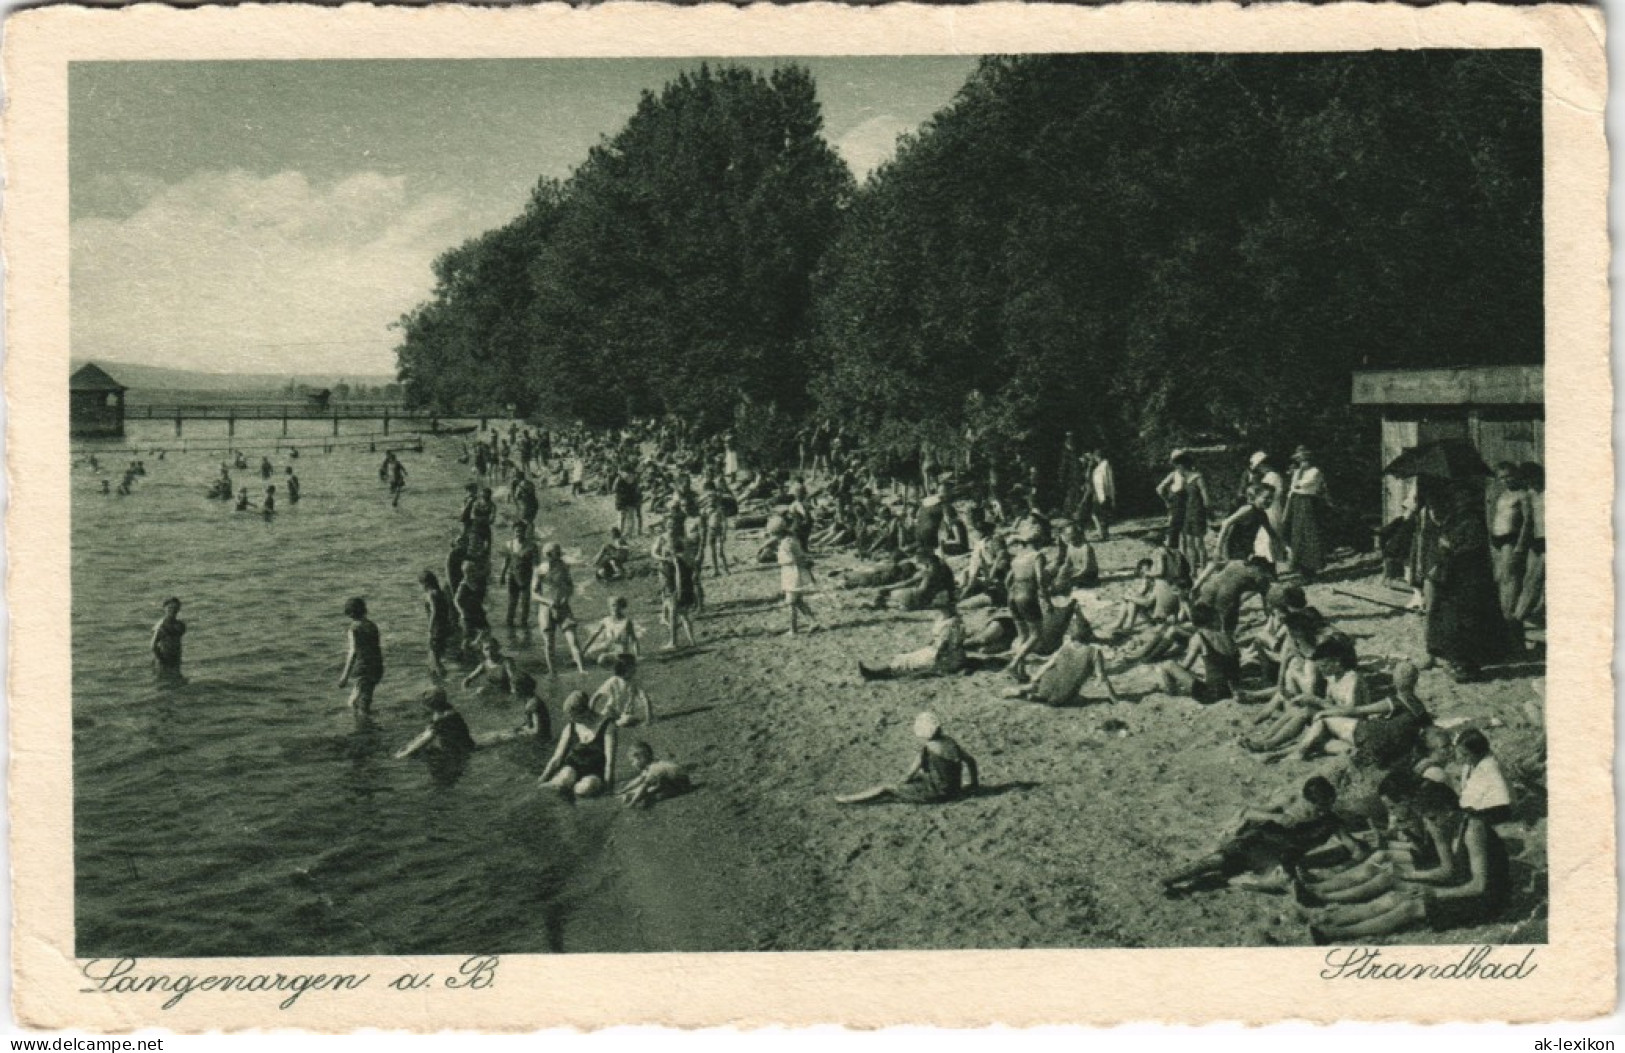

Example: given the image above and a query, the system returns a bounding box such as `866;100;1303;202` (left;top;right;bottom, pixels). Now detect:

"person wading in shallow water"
337;597;384;716
151;596;186;681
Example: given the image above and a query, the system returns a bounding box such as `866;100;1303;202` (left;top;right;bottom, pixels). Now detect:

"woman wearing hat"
835;712;980;805
1416;475;1511;682
1281;446;1332;577
1156;450;1212;575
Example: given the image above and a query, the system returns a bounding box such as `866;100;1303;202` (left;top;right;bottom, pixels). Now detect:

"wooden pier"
128;402;493;437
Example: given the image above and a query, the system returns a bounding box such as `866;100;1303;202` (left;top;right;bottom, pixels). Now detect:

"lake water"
72;420;606;957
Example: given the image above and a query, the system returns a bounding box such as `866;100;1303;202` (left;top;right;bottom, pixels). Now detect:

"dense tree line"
396;51;1541;510
396;64;852;449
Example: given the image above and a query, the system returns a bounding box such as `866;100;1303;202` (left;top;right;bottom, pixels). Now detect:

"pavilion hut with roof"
70;362;128;439
1352;364;1543;523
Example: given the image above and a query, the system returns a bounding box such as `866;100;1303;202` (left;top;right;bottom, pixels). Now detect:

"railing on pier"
125;402;497;437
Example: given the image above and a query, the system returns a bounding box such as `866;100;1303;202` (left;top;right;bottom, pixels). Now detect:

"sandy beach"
545;486;1548;952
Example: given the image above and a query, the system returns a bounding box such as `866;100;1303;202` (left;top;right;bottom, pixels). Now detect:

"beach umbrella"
1382;439;1490;480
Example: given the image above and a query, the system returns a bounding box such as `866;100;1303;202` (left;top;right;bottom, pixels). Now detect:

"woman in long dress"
1420;477;1510;682
1281;446;1329;578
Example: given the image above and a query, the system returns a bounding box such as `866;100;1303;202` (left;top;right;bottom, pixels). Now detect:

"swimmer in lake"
285;466;301;504
151;597;186;679
337;597;384;715
262;485;276;516
234;486;253;511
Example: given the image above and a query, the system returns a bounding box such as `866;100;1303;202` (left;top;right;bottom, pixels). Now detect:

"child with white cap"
835;712;979;805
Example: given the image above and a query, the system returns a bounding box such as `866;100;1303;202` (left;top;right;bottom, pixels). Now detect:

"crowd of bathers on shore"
115;413;1544;943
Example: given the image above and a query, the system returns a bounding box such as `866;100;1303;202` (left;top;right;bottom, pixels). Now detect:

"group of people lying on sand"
389;417;1530;943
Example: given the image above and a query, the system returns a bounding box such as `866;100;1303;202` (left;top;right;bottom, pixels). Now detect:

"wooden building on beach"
70;362;128;439
1352;364;1543;523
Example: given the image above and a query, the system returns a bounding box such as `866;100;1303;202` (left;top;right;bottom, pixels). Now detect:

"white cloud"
72;170;475;376
835;114;914;180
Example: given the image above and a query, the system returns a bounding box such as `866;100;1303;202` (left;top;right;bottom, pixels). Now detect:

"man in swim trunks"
500;521;540;632
533;543;587;675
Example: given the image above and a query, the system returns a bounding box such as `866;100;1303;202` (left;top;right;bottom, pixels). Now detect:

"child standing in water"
337;597;384;715
285;466;301;504
419;570;453;677
150;597;186;680
262;485;276;516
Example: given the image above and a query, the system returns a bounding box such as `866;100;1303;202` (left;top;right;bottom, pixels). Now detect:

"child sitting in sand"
1301;776;1511;943
590;654;653;727
1454;728;1513;824
1244;631;1368;757
835;712;979;805
1239;607;1327;710
1049;522;1101;595
477;672;554;753
1107;558;1170;636
1161;776;1363;894
1240;584;1307;683
1253;634;1380;761
1155;603;1241;704
858;597;966;681
1002;609;1121;706
593;528;631;581
871;550;956;612
580;596;642;668
617;742;692;809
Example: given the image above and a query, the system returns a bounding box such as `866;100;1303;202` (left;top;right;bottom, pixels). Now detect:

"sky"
68;57;979;378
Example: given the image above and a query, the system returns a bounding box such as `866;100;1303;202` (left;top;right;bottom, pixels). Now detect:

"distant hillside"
71;360;397;393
